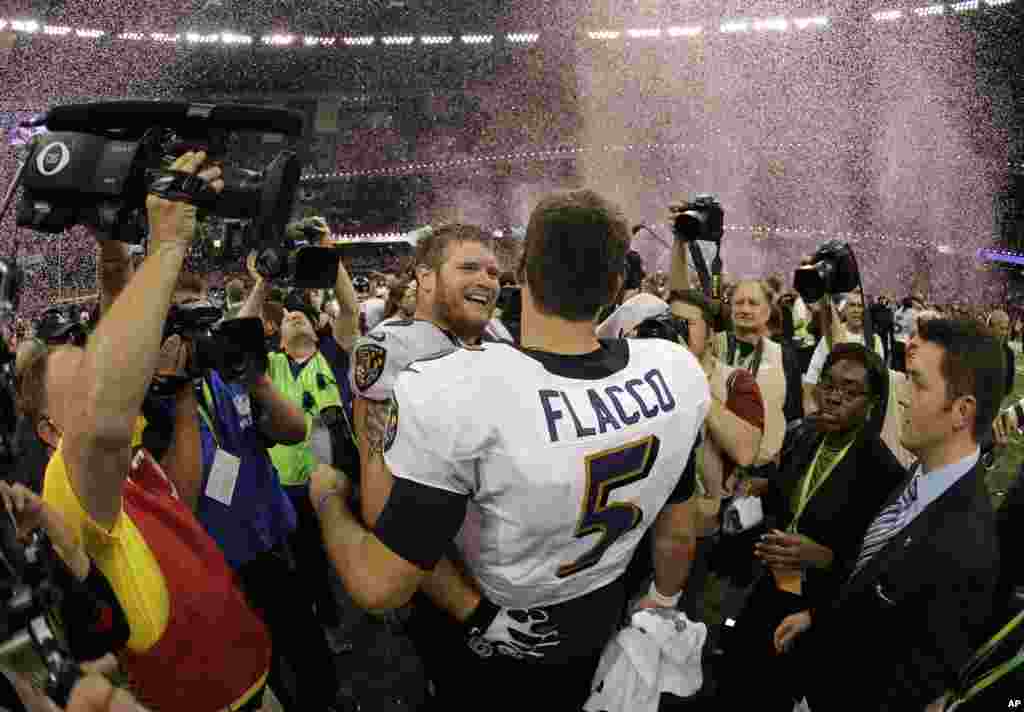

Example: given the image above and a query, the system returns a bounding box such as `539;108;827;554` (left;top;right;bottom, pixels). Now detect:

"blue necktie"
851;469;920;578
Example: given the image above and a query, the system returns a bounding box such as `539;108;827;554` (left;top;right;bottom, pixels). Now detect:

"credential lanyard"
194;379;222;449
946;609;1024;710
787;437;855;534
727;333;764;380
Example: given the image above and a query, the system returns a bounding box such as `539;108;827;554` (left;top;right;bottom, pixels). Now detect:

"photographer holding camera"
128;270;344;712
19;151;275;712
236;222;361;654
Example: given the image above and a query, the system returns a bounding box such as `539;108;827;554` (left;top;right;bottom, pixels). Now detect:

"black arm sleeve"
373;476;469;571
667;439;700;504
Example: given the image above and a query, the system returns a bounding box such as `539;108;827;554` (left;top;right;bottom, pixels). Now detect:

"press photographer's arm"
61;152;222;529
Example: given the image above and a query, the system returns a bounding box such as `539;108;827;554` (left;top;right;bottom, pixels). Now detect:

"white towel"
584;608;707;712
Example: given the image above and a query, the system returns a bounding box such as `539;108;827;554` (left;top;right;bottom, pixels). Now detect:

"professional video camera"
255;216;342;288
160;303;268;386
633;312;690;347
12;100;305;265
672;194;724;244
792;240;861;303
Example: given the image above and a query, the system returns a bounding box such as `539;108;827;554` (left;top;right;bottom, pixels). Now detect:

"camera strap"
194;378;222;449
726;334;764;379
146;169;220;205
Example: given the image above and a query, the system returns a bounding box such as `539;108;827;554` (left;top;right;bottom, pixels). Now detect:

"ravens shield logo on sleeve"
354;343;387;392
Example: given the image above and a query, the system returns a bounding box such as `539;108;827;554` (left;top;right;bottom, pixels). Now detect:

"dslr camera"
672;194;724;244
633;312;690;348
14;100;304;264
793;240;861;303
624;250;646;292
162;303;268;385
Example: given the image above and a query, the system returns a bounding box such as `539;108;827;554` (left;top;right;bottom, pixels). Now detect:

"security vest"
267;350;344;486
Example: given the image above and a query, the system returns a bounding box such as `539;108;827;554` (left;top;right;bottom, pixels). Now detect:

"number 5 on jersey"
557;436;661;578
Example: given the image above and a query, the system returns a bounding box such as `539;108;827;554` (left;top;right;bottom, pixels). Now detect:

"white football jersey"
349;318;461;402
384;338;710;609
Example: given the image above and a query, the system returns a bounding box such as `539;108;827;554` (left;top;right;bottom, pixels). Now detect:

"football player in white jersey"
350;223;501;525
348;223;503;700
317;190;709;709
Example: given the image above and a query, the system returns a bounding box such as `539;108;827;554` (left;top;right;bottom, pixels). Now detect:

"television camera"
9;100;337;284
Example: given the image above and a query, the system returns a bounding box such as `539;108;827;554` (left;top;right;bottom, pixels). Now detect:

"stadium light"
754;18;789;32
794;16;830;29
720;20;751;33
871;9;904;21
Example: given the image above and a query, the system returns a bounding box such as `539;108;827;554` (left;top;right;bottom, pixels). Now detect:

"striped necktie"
851;469;920;578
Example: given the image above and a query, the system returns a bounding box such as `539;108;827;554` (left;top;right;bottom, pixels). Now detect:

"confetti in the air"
0;0;1020;315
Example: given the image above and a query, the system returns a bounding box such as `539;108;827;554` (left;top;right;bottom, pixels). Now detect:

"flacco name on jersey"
538;368;676;444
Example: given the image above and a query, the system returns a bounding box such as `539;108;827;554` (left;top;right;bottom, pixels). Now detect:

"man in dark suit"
774;318;1003;711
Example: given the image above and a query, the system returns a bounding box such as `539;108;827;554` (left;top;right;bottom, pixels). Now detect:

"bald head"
989;309;1010;341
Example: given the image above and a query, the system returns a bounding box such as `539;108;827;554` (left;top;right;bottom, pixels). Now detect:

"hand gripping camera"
670;194;725;300
13;100;305;267
161;303;268;386
792;240;861;303
672;194;724;245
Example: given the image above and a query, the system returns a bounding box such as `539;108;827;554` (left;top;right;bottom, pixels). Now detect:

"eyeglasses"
818;377;869;401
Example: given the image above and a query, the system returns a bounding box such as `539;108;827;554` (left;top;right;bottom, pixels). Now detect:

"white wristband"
647;581;682;608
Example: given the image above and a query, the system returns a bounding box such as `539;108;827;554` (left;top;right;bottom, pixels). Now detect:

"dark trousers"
285;483;342;629
716;572;805;711
406;592;604;711
237;546;340;711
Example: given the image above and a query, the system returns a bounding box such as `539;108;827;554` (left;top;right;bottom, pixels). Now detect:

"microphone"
38;101;305;137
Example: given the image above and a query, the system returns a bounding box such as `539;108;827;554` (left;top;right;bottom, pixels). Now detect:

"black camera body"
164;304;268;383
15;101;304;255
0;516;82;708
673;194;724;244
634;312;690;348
255;217;341;288
793;240;860;303
624;250;646;292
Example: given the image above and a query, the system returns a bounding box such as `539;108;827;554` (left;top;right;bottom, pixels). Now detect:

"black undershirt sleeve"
373;475;469;571
666;436;700;504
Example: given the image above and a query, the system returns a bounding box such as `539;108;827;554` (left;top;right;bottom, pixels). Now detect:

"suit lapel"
839;463;979;602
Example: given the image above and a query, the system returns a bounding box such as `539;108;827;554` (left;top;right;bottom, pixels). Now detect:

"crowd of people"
0;151;1019;712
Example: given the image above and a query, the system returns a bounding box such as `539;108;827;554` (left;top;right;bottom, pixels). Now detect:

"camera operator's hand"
0;482;90;582
145;151;223;249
